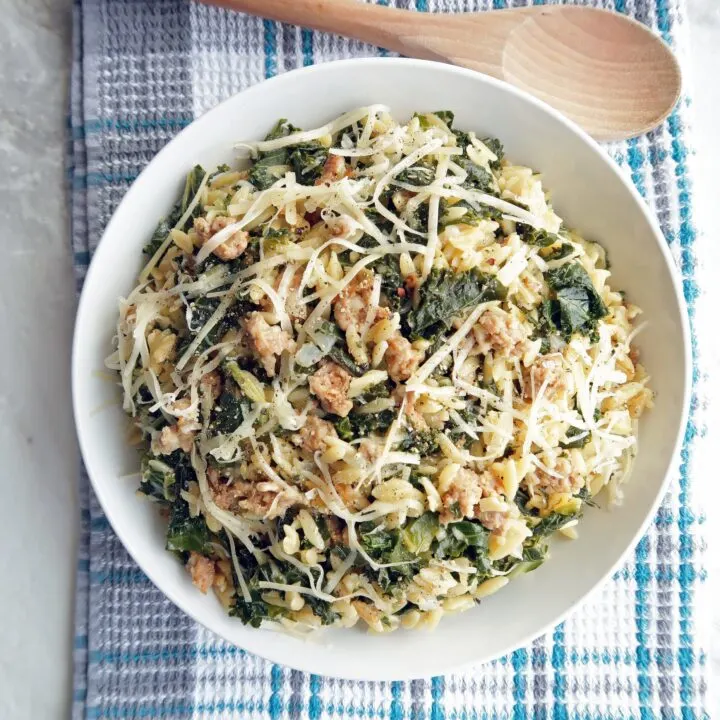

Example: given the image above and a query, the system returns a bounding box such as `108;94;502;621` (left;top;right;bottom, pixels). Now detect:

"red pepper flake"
488;258;496;266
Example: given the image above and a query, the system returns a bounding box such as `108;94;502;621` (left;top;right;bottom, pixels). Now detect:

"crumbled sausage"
315;155;346;185
333;270;375;332
194;216;249;261
186;552;216;594
439;467;505;531
474;308;528;357
522;354;566;402
154;423;194;455
242;312;295;377
200;370;223;401
404;390;429;432
526;457;583;495
292;415;338;454
385;334;423;382
208;469;298;519
308;361;353;417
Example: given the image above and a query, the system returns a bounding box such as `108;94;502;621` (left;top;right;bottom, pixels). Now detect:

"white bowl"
72;58;690;681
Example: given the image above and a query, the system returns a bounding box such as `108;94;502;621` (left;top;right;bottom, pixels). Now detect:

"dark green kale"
543;243;575;261
560;427;591;449
406;268;506;339
398;430;439;456
495;535;548;575
328;343;369;377
184;295;251;353
143;164;206;256
358;524;415;577
289;141;329;185
532;510;582;537
334;409;396;439
363;208;396;238
165;496;214;555
353;380;391;405
139;448;195;505
447;406;479;442
480;136;505;170
303;595;340;625
576;486;599;508
455;156;494;193
401;512;439;554
143;218;174;258
402;200;429;234
139;455;177;505
248;119;301;190
372;254;412;315
261;227;292;255
516;223;558;248
313;320;369;376
395;163;436;187
543;262;608;339
436;520;491;573
209;390;246;435
232;591;287;628
440;199;503;228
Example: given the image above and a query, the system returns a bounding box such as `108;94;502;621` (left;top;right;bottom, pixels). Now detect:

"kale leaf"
143;164;206;256
328;343;369;377
533;510;581;537
139;448;195;505
440;199;503;228
481;136;505;170
436;520;490;568
248;119;300;190
139;455;177;505
543;243;575;261
560;427;591;449
406;268;506;338
232;591;286;628
455;156;494;193
544;263;608;339
396;163;436;186
398;430;439;456
313;320;369;376
402;512;439;554
335;409;395;439
516;223;558;248
184;295;251;353
166;497;214;555
289;141;329;185
359;524;415;572
209;390;246;435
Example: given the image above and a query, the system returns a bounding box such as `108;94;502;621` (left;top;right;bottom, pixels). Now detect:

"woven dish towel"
69;1;711;717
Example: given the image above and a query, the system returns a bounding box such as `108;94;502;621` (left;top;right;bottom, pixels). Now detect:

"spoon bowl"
202;0;681;140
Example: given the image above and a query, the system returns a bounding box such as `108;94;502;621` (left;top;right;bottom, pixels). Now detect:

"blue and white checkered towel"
69;1;711;717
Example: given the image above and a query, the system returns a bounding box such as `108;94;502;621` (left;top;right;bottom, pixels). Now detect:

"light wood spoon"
200;0;681;141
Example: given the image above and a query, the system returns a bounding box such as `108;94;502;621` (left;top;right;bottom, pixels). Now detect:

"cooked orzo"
108;107;653;634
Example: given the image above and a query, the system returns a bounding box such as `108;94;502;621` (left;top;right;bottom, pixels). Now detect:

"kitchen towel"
69;1;710;718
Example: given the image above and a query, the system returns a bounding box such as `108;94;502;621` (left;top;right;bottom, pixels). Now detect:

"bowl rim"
72;56;691;680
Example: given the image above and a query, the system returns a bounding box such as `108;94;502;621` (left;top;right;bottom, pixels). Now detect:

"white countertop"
0;0;717;717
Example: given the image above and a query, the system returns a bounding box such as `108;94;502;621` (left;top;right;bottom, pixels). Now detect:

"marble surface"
0;0;717;717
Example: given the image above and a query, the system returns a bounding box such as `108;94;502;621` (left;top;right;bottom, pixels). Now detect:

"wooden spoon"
200;0;681;141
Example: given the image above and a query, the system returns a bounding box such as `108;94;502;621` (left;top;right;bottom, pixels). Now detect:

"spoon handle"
198;0;448;59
